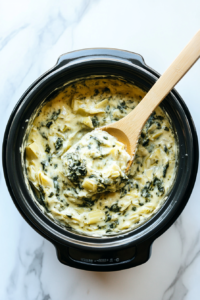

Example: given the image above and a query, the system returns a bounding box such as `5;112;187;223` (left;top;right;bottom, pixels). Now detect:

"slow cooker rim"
3;58;195;246
3;50;199;250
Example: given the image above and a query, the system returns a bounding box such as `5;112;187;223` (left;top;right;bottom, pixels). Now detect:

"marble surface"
0;0;200;299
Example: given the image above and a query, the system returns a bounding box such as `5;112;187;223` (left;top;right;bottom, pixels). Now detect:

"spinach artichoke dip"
62;130;131;198
25;78;177;236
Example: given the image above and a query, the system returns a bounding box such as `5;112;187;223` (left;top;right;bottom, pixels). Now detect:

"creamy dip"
62;130;130;198
25;78;177;236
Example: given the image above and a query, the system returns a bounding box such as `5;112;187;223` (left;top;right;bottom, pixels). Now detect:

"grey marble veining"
1;0;200;299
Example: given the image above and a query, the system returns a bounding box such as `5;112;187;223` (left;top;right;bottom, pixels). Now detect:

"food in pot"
25;78;177;236
62;129;130;198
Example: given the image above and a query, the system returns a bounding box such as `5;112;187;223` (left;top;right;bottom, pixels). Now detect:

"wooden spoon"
101;30;200;170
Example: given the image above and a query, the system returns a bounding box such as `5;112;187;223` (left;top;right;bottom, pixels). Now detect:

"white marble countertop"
1;1;200;299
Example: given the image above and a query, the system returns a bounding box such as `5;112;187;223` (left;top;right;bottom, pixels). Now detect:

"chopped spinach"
142;138;149;147
163;162;169;178
110;203;120;212
47;155;52;162
89;174;97;178
92;116;100;128
158;185;165;195
105;214;111;222
153;177;165;196
153;177;161;186
79;198;94;208
146;112;156;129
106;105;110;113
120;180;134;198
141;184;151;199
53;176;60;194
38;184;45;202
110;222;117;229
103;87;110;93
46;121;53;128
45;144;51;153
66;153;87;183
146;144;154;153
97;185;106;193
117;101;127;113
156;115;164;121
41;132;48;140
156;122;161;129
91;136;101;149
146;112;164;131
94;89;99;96
50;109;61;121
30;182;48;211
55;138;63;150
41;160;48;171
164;145;168;153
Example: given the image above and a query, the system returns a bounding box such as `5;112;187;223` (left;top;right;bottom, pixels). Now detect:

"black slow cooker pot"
3;48;199;271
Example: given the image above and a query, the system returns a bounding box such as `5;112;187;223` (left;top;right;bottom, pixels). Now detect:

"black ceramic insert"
2;49;199;271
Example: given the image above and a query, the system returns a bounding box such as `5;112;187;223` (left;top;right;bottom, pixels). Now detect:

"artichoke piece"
26;142;40;160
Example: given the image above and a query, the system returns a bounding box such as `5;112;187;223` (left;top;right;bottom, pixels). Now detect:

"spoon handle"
115;30;200;145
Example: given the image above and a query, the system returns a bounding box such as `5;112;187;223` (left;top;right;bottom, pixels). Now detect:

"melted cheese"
62;130;130;198
25;78;177;236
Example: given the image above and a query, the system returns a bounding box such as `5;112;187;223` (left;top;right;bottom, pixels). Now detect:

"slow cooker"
2;48;199;271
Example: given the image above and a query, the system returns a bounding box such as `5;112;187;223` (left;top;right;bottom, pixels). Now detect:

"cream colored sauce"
25;78;177;236
62;130;130;198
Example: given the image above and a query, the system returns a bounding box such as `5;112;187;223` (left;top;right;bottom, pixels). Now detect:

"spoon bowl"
100;126;133;171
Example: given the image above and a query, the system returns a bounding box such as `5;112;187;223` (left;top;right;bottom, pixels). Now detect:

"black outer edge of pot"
2;49;148;246
2;49;149;247
2;49;199;271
